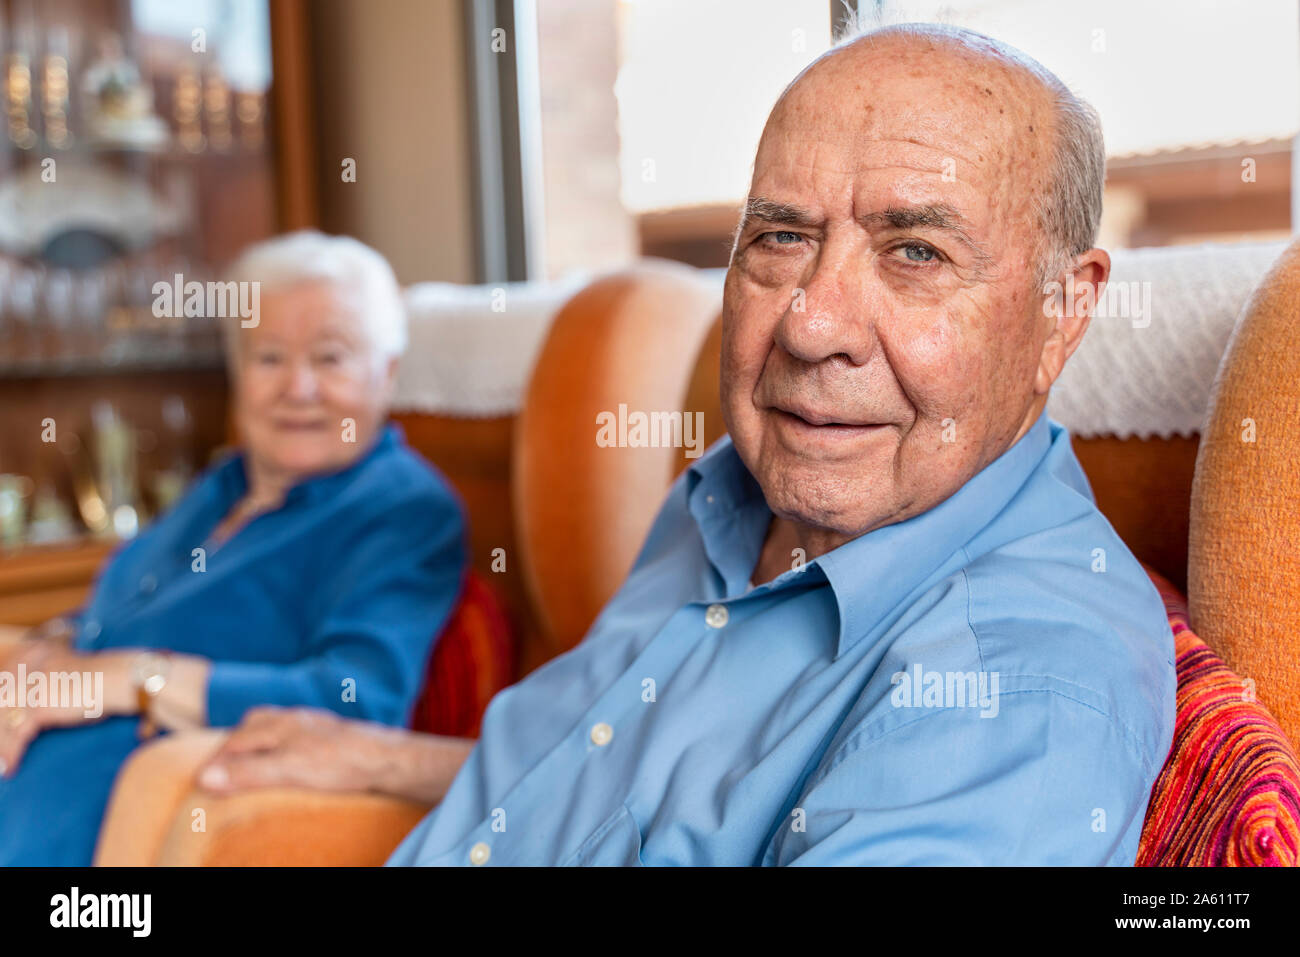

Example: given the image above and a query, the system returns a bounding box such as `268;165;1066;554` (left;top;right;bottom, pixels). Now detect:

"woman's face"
233;280;396;485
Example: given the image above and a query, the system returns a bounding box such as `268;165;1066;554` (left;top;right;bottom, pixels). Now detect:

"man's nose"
774;255;879;367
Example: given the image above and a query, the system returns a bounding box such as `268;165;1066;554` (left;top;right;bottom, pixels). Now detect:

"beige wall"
308;0;476;284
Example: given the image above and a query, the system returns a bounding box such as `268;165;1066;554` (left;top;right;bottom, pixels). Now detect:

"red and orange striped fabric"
1137;567;1300;866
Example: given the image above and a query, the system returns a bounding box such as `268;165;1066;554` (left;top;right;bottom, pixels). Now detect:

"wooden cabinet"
0;0;315;621
0;539;113;625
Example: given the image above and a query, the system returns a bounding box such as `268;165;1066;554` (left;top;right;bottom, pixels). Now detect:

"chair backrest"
1190;236;1300;746
512;260;721;661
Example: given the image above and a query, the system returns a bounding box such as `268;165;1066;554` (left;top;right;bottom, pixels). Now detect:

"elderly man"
202;23;1175;865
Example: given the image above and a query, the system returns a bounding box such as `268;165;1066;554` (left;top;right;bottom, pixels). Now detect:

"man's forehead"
760;91;1034;173
756;129;993;179
752;87;1049;232
761;38;1052;174
747;137;998;229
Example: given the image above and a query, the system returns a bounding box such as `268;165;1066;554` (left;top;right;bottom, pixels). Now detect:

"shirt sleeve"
768;689;1156;866
205;486;468;728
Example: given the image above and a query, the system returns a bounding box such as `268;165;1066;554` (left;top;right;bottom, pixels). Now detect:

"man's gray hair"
221;230;407;372
832;16;1106;286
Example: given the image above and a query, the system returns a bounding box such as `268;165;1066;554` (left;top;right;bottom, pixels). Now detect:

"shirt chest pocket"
562;805;644;867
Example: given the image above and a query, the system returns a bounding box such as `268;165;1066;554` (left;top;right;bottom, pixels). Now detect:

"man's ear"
1034;247;1110;395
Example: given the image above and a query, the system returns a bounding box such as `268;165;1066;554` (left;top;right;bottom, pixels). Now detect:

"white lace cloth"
1046;240;1286;438
393;273;590;417
394;242;1287;437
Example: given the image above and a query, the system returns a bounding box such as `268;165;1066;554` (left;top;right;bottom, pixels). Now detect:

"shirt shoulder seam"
956;543;1161;778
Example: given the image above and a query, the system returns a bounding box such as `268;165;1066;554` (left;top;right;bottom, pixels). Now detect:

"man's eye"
761;230;803;246
898;243;938;263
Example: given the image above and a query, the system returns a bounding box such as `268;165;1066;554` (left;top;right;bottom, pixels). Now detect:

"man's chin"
761;473;894;543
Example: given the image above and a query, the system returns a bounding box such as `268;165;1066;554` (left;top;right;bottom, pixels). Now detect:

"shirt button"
705;603;729;628
590;722;613;746
82;619;101;640
706;495;715;504
139;573;158;594
469;842;490;866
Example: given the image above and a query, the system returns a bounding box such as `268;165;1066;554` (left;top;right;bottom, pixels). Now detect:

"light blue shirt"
389;412;1176;866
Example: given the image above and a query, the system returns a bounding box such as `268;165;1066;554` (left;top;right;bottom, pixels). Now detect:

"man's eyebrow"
738;197;821;229
861;203;973;233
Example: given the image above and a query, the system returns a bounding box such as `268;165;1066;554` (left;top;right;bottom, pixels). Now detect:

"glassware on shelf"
151;393;194;511
2;261;43;369
41;27;73;150
204;69;233;152
0;4;275;377
72;265;115;361
5;49;38;150
80;31;168;151
26;481;77;545
0;474;34;549
235;90;264;150
63;430;109;537
91;400;142;540
173;68;204;153
41;266;76;362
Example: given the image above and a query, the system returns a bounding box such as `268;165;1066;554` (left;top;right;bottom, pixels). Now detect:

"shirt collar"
216;421;402;509
686;412;1055;659
685;437;772;597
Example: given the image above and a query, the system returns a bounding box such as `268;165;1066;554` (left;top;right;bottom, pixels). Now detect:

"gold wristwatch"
130;651;172;739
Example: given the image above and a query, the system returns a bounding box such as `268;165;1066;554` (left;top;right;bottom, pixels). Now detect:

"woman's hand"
198;705;475;805
0;641;134;777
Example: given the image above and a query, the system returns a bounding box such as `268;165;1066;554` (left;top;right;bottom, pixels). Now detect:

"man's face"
722;38;1059;547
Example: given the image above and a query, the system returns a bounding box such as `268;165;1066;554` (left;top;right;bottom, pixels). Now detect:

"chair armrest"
0;624;29;645
94;729;228;865
95;729;432;866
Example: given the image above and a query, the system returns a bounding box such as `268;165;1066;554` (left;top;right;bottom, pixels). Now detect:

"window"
530;0;1300;271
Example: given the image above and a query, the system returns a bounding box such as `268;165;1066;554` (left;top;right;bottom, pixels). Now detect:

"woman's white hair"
221;230;407;371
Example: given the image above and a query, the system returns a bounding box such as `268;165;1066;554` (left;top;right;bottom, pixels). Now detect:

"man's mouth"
772;405;884;432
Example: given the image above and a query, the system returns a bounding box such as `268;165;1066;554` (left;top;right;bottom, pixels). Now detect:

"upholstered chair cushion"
409;570;515;738
1189;237;1300;748
1138;566;1300;866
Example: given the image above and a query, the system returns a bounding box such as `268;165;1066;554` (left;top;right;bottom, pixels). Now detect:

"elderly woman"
0;231;466;865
